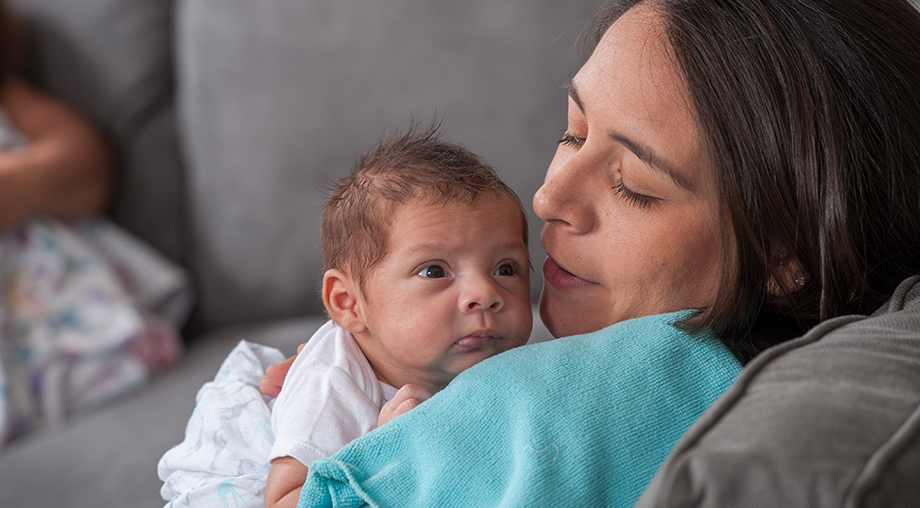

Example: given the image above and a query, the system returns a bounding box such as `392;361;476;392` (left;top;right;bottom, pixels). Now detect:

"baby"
264;125;533;508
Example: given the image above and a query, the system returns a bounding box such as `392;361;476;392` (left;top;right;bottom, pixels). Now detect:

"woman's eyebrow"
562;80;585;113
610;133;693;192
563;79;694;193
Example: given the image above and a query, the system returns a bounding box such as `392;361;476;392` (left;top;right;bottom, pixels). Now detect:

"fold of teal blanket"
299;311;742;508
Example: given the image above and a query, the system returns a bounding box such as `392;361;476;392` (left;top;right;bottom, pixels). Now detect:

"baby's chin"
451;343;517;373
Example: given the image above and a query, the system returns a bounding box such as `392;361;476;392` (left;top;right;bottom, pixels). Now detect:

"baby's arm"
265;457;310;508
265;384;432;508
0;78;114;230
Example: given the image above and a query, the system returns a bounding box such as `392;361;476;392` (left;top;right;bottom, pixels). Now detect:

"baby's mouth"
455;332;500;349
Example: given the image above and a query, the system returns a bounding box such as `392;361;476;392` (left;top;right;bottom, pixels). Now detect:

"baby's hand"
260;343;306;397
378;384;432;427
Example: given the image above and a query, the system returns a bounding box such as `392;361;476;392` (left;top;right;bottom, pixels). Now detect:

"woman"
0;0;189;444
263;0;920;506
0;0;114;231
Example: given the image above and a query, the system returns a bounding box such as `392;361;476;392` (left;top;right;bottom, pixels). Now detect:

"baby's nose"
462;277;504;312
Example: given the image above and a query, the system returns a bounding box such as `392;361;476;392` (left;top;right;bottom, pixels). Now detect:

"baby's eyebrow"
403;243;451;256
403;241;528;258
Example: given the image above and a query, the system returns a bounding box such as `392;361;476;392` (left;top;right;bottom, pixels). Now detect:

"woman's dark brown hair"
0;0;23;85
589;0;920;360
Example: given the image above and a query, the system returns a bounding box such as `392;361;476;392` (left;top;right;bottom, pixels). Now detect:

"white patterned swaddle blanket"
0;108;192;447
158;340;279;508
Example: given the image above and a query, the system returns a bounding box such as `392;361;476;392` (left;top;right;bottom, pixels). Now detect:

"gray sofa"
2;1;919;508
0;0;591;506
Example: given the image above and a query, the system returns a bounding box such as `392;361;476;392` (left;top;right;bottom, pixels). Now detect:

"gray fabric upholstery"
0;308;551;507
0;317;325;508
9;0;186;263
176;0;598;328
3;0;919;506
0;2;586;504
9;0;599;331
635;276;920;508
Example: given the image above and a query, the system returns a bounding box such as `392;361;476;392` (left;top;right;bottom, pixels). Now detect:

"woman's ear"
767;257;808;295
322;269;368;333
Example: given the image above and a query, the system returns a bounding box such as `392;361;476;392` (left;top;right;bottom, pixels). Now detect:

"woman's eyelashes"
559;130;659;210
558;131;585;148
614;179;659;209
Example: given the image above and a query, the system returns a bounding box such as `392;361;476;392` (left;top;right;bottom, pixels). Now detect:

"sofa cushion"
9;0;185;263
0;316;325;508
635;276;920;508
174;0;600;329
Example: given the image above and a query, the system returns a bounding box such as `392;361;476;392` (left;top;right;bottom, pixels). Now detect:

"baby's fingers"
260;353;298;397
378;384;433;427
393;384;434;405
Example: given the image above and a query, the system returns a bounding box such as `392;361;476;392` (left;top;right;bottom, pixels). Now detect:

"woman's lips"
542;256;597;290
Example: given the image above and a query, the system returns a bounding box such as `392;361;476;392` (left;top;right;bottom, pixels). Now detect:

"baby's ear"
322;269;367;333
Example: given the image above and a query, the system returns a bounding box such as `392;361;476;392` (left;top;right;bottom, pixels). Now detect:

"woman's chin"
538;289;605;339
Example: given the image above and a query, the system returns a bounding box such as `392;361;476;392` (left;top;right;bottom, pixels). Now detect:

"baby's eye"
418;265;447;278
494;263;515;277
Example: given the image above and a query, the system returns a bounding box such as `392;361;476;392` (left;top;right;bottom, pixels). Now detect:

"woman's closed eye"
614;179;659;209
558;132;585;148
417;265;447;278
559;130;660;209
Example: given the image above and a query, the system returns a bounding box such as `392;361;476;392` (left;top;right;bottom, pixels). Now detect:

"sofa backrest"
10;0;185;265
10;0;601;332
175;0;600;329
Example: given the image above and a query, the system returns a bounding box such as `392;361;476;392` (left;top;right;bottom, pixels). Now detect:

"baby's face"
354;194;532;392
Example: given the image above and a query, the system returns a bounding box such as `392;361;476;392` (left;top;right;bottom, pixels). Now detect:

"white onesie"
269;320;397;467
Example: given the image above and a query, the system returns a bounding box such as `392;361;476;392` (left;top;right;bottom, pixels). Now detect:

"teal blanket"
299;311;741;508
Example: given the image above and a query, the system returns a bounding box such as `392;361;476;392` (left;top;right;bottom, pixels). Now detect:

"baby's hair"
321;121;528;288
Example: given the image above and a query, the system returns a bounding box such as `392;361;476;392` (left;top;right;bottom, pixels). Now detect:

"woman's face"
533;5;723;338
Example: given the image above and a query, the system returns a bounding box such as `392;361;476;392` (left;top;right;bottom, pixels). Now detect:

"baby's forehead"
382;193;527;248
392;192;523;222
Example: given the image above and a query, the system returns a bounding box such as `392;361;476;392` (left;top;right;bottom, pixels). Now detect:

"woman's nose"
533;147;596;235
461;276;504;313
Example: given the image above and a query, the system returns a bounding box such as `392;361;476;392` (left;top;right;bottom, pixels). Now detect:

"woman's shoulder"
460;310;741;397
